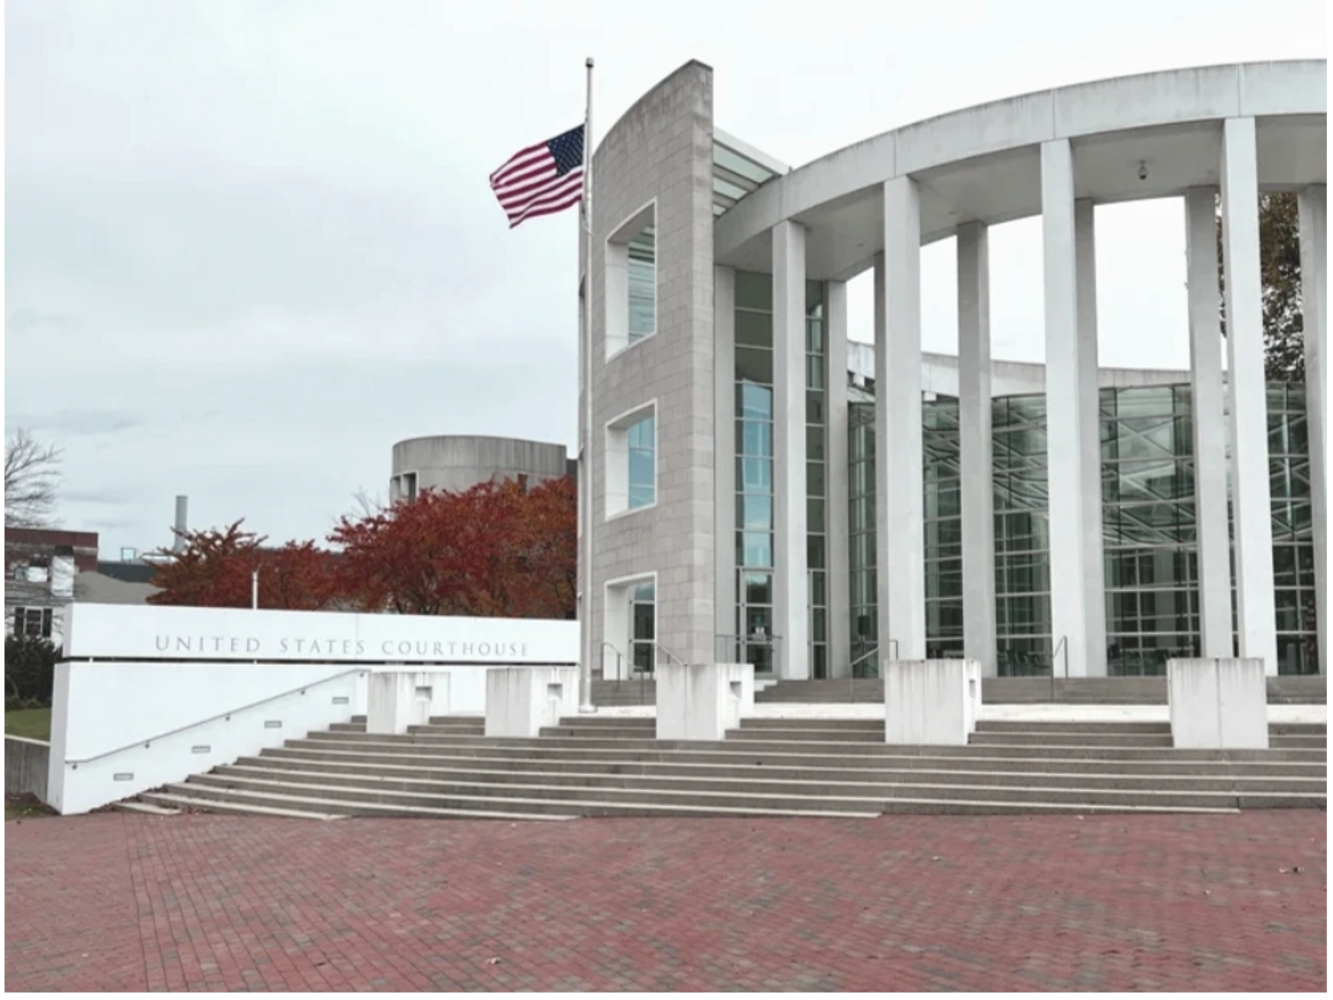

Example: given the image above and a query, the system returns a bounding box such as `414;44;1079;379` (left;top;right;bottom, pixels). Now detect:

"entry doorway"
629;581;655;675
604;573;657;680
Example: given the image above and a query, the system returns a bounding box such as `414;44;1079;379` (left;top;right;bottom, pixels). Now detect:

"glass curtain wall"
733;271;827;677
1264;384;1317;674
851;381;1318;677
805;284;828;677
922;396;963;658
848;393;877;673
991;395;1053;673
1101;386;1199;673
735;272;776;675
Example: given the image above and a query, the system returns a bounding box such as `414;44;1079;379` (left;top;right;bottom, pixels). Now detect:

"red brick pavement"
4;811;1326;992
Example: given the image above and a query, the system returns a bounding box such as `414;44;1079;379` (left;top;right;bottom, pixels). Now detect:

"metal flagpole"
579;56;597;714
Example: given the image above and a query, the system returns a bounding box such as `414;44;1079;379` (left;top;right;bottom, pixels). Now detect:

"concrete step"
140;790;347;821
332;723;486;735
260;744;1325;779
181;768;1257;817
290;732;1327;763
753;677;1328;705
540;725;659;739
111;800;182;816
552;716;656;728
146;784;575;822
224;757;1329;798
971;732;1171;748
170;774;881;820
973;720;1170;734
720;727;1195;748
1271;736;1329;749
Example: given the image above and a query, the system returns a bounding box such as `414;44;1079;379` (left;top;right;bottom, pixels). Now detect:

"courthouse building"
578;59;1326;681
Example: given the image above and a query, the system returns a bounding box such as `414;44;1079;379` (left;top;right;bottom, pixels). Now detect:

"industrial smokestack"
173;495;189;552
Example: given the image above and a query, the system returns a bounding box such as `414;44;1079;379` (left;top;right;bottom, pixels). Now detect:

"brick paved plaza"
5;812;1326;992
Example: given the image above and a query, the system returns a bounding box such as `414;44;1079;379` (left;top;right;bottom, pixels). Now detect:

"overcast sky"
4;0;1326;556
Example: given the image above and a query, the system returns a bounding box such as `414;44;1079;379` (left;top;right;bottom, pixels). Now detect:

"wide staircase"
118;715;1327;821
593;676;1328;706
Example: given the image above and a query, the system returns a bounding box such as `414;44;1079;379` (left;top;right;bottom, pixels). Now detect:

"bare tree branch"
349;487;385;518
5;429;62;528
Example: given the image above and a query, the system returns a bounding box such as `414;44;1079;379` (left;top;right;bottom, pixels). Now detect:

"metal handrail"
599;641;625;683
1050;635;1069;702
652;640;687;669
715;632;784;677
67;668;367;767
848;646;879;670
848;645;879;685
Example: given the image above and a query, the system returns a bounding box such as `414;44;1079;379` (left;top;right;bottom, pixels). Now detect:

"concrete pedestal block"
1167;657;1269;749
367;671;457;735
656;662;754;741
484;666;580;738
884;659;981;746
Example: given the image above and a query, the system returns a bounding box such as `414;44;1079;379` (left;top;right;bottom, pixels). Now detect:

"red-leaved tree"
330;477;576;618
149;521;341;610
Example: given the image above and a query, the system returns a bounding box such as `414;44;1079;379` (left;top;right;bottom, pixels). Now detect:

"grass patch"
5;793;54;821
5;708;51;742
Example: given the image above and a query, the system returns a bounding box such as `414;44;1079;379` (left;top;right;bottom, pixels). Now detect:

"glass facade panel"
731;272;829;676
630;580;655;673
804;281;828;676
850;380;1317;678
627;414;655;509
848;400;878;674
628;227;655;344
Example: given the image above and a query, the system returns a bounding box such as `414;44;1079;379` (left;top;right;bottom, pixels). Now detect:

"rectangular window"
12;606;53;639
627;415;656;510
606;203;657;358
627;227;655;344
605;402;657;518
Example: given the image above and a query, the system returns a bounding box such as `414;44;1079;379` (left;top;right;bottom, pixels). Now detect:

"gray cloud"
5;0;1323;556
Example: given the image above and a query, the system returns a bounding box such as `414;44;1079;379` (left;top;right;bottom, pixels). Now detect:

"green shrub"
4;634;59;707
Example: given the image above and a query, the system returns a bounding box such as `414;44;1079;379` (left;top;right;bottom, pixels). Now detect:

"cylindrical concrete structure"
389;435;570;501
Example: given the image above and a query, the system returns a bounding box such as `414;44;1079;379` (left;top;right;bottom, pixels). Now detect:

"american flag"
489;125;585;229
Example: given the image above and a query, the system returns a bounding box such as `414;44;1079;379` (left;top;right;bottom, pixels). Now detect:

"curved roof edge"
391;434;569;452
716;59;1327;259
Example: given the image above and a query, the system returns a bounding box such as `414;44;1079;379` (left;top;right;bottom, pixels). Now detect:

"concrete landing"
590;703;1329;724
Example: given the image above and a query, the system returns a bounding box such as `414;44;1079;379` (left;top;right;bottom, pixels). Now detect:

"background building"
581;59;1326;682
5;497;188;643
389;435;574;502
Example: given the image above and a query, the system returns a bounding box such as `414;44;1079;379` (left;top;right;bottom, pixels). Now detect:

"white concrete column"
877;177;927;660
1298;184;1327;674
1075;201;1108;676
1185;186;1234;659
773;222;810;679
1221;118;1279;674
956;222;997;676
825;279;852;678
713;266;738;658
1041;139;1092;677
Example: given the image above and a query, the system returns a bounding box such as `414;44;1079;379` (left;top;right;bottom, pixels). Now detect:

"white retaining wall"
47;604;580;814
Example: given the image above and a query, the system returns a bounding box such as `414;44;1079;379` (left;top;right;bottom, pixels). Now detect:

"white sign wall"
63;603;580;664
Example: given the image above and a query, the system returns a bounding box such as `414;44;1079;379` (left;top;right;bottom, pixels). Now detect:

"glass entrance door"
735;570;776;677
629;581;655;676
